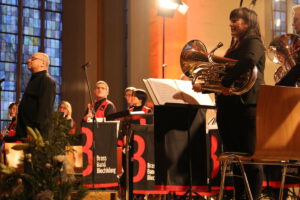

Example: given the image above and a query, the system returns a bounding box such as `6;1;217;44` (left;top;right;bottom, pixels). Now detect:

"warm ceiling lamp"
158;0;189;18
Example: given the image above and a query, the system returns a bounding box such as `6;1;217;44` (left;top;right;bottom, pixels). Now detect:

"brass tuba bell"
267;34;300;84
180;40;257;95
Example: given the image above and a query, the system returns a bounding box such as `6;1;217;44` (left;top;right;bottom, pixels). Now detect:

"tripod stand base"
180;189;206;200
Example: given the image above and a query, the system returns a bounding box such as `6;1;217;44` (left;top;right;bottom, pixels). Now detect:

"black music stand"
81;63;100;189
154;103;214;200
107;110;153;200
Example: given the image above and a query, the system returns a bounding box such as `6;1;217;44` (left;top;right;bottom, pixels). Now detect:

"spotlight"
159;0;180;10
158;0;189;18
177;2;189;15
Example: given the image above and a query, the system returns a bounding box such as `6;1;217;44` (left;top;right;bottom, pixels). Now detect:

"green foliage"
0;112;86;200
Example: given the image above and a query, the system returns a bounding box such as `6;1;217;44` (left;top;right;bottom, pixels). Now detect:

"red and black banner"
81;122;119;188
79;110;238;194
207;128;222;188
131;124;168;194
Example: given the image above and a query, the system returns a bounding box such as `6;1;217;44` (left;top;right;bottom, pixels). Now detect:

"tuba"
180;40;257;95
267;34;300;83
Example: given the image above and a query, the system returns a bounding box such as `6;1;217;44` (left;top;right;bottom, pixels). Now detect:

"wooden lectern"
254;85;300;161
218;85;300;200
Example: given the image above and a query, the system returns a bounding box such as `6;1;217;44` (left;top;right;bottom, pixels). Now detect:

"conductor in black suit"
16;52;56;140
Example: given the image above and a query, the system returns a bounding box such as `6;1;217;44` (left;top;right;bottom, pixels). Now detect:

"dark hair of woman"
133;89;147;106
8;102;17;110
229;7;261;38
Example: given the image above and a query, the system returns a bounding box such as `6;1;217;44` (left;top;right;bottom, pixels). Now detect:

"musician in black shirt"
193;8;265;199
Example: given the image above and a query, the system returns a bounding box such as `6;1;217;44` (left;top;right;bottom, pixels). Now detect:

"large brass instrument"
268;34;300;84
180;40;258;95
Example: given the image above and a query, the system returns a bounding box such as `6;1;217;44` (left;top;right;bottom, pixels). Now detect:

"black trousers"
217;103;263;200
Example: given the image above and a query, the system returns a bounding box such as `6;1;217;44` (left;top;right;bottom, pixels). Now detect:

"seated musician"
0;103;18;142
129;89;153;125
82;80;116;122
0;103;20;143
58;101;76;134
117;89;153;199
117;88;152;148
124;86;136;109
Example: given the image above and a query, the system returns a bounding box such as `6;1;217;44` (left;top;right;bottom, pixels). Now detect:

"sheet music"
174;80;214;106
145;78;185;105
143;78;215;106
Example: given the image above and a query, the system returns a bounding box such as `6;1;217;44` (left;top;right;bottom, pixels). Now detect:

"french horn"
267;34;300;83
180;40;257;95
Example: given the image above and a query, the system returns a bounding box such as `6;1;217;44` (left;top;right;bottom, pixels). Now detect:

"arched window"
272;0;287;37
272;0;300;37
0;0;62;129
294;0;300;5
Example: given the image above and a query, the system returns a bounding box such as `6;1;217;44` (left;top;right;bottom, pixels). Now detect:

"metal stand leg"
237;158;253;200
279;164;288;200
218;159;229;200
125;129;133;200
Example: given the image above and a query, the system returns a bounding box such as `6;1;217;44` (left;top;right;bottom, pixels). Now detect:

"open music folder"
143;78;215;107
